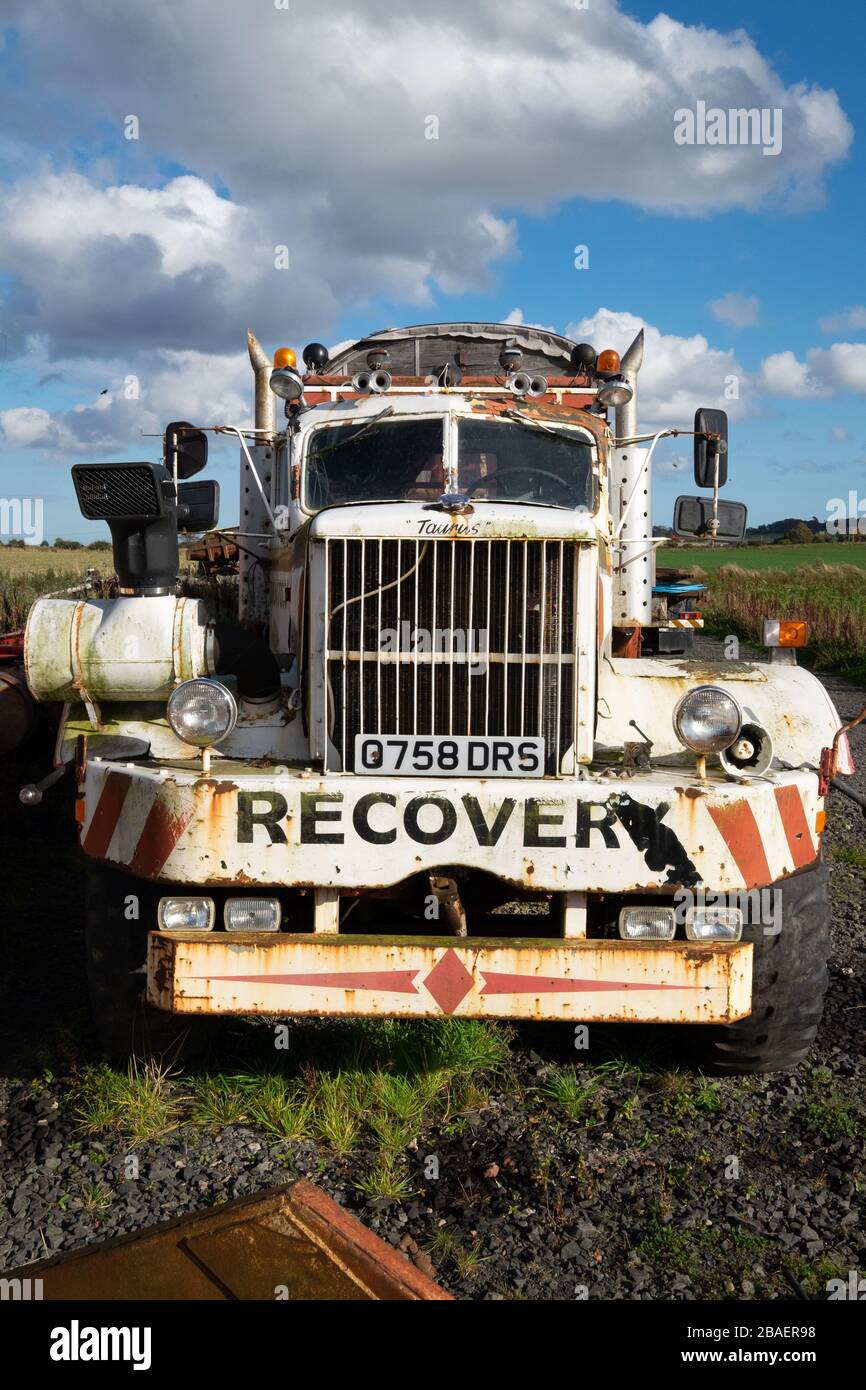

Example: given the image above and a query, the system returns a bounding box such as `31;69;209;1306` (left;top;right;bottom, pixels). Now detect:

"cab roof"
327;321;578;378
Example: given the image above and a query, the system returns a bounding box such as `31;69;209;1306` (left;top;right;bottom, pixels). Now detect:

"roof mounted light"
432;362;462;388
273;347;297;369
303;342;329;373
596;375;633;408
499;345;522;372
596;348;621;376
270;366;305;402
570;342;597;373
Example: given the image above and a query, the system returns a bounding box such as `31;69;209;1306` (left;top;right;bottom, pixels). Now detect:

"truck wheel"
695;859;831;1075
85;863;214;1065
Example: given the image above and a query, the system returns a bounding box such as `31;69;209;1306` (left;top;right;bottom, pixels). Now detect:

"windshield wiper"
312;407;396;458
502;408;587;444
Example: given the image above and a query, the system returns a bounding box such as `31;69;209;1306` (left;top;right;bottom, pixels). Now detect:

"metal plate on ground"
10;1180;451;1301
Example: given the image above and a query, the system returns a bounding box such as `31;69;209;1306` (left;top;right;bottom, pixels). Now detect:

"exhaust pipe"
615;329;644;441
247;329;276;435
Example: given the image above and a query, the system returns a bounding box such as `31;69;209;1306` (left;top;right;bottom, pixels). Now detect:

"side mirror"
177;479;219;533
165;420;208;479
694;408;728;489
674;495;747;542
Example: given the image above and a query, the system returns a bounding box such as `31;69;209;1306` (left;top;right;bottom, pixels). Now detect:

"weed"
538;1066;598;1121
71;1060;184;1143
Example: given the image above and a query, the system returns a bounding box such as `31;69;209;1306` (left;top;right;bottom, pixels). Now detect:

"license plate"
355;735;545;777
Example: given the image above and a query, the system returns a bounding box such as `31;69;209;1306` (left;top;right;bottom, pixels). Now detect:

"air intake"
71;461;179;596
73;462;164;521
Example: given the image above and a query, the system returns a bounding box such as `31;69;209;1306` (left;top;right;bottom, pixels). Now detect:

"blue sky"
1;0;864;540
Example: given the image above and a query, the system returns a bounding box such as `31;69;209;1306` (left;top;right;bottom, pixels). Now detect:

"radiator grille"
321;537;579;775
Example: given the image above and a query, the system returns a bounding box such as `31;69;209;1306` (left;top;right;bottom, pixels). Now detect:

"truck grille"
321;537;579;775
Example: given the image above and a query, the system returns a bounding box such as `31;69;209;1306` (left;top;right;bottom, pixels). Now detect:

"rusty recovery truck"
22;322;857;1070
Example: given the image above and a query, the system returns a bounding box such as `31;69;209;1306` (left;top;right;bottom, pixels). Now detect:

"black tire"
695;859;831;1075
85;862;214;1065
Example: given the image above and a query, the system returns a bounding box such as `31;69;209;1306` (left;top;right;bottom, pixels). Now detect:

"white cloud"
502;308;557;332
0;349;252;455
566;307;751;423
819;306;866;334
0;406;79;452
813;342;866;393
831;425;851;442
759;342;866;397
0;0;853;372
758;350;826;398
708;292;760;328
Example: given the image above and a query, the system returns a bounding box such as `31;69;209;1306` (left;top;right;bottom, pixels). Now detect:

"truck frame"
22;321;856;1070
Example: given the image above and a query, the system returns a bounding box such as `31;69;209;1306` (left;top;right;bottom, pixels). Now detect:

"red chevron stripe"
190;971;420;994
708;800;772;888
774;785;816;870
479;972;705;995
81;770;131;859
128;798;191;878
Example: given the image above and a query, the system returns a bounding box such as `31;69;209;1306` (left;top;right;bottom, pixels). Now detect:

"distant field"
0;547;199;629
0;547;110;577
658;543;866;573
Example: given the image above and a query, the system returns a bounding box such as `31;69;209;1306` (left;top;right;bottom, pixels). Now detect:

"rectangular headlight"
158;896;215;931
685;907;743;942
224;897;282;932
618;906;676;940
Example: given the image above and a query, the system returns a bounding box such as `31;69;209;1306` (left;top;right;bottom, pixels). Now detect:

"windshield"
303;412;596;511
458;418;594;510
305;417;446;509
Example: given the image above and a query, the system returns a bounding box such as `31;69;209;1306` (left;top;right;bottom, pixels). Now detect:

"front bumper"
81;760;823;893
147;933;753;1023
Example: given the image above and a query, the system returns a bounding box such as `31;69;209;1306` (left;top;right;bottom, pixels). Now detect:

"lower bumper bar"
147;933;753;1023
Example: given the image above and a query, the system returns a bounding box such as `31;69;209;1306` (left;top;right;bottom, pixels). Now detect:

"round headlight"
673;685;742;754
167;678;237;747
269;367;305;402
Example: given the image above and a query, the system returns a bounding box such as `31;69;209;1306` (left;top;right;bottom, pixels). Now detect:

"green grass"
72;1059;185;1143
0;547;218;627
79;1181;113;1215
537;1065;599;1121
800;1096;862;1142
831;846;866;870
658;542;866;573
680;560;866;682
70;1018;513;1171
355;1156;414;1200
427;1229;489;1279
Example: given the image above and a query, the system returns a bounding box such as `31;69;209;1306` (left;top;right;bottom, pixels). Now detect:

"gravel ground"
1;643;864;1300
